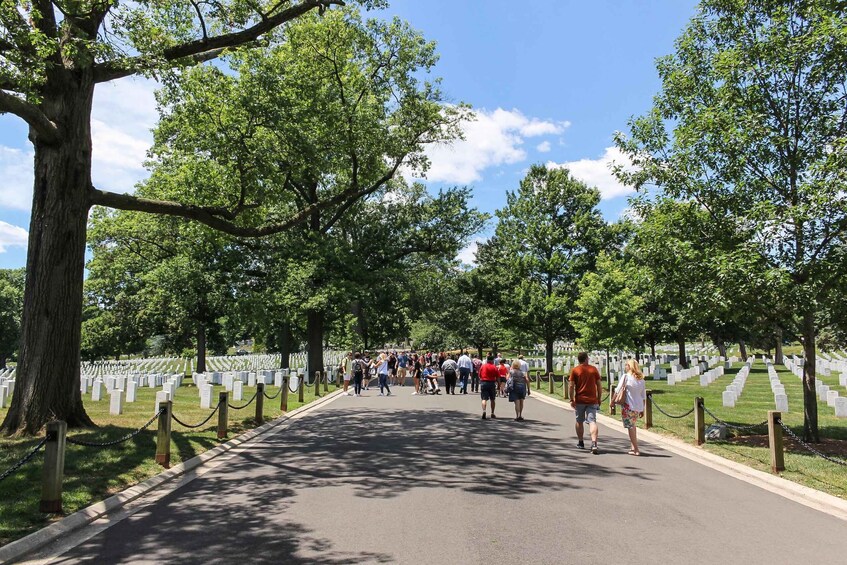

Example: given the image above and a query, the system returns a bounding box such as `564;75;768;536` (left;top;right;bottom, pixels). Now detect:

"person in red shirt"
497;358;509;397
568;352;603;454
479;355;500;419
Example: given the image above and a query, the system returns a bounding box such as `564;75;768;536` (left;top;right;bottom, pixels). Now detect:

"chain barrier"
651;398;695;419
776;418;847;467
0;437;47;484
701;403;768;432
172;401;222;429
601;392;610;403
227;391;258;410
66;409;163;448
263;387;283;400
288;380;300;394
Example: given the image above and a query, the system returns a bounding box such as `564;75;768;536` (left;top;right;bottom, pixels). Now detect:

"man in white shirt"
457;351;473;394
518;355;529;375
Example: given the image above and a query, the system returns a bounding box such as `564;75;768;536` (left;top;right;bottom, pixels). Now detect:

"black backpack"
353;360;364;378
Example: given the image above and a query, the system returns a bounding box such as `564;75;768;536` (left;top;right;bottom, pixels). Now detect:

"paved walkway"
28;388;847;564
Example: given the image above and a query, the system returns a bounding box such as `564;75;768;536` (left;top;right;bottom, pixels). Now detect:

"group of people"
338;348;648;452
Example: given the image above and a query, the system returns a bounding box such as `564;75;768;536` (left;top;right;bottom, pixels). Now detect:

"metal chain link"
701;403;768;432
288;380;300;393
601;392;610;403
651;398;695;419
227;391;258;410
263;387;282;400
777;418;847;467
0;437;47;483
172;401;222;429
66;409;163;448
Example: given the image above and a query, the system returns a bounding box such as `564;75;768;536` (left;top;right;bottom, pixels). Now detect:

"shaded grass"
0;380;329;546
538;362;847;499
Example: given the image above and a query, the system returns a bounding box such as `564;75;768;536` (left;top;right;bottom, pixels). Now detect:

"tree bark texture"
545;337;554;375
774;327;784;365
1;75;96;434
801;310;819;442
677;336;688;369
715;340;727;359
738;340;748;361
279;322;292;369
196;324;207;374
306;309;324;381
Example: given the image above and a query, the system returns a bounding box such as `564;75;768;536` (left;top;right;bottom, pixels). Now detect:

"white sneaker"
347;392;353;396
411;391;418;395
379;392;384;396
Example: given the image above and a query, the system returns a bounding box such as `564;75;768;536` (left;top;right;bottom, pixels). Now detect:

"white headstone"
91;379;104;401
775;394;789;412
0;384;8;408
109;390;124;415
126;381;138;403
835;397;847;418
248;372;257;387
826;390;840;407
200;384;212;409
233;380;244;401
155;390;170;414
722;390;736;407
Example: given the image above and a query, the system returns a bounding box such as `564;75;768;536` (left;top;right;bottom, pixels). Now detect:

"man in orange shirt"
568;352;603;454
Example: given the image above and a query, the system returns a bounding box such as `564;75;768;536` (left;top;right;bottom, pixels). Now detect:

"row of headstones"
722;363;751;408
82;357;179;376
81;373;184;415
193;368;307;410
0;374;15;408
783;357;847;418
767;361;789;412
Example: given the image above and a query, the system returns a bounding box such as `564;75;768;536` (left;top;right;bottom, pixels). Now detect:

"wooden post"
298;372;305;403
314;371;321;398
645;390;653;429
768;410;785;473
610;387;616;416
323;370;329;393
281;376;289;412
155;400;172;468
255;383;265;425
695;397;705;446
563;375;569;400
39;420;67;513
217;391;228;440
548;372;554;394
535;371;540;390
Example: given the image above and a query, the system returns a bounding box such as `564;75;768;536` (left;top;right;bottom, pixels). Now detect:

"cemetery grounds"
0;358;326;546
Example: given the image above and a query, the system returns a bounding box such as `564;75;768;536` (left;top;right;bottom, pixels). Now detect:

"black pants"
444;370;457;394
354;374;363;394
471;373;480;392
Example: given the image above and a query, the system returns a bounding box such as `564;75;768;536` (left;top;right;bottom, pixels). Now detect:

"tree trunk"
715;340;727;359
650;341;656;359
306;309;324;380
1;78;96;434
545;337;554;375
801;310;819;442
774;327;784;365
196;324;207;374
476;343;484;359
738;340;748;361
279;322;291;369
677;336;688;369
0;356;5;370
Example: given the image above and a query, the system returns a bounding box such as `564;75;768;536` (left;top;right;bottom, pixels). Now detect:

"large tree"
616;0;847;440
480;165;617;373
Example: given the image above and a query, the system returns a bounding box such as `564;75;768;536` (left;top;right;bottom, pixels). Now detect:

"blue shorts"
574;404;599;424
480;381;497;401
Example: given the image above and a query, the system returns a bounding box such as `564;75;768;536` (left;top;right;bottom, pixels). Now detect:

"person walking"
568;352;603;454
457;350;472;394
479;355;499;419
377;352;391;396
497;358;509;397
341;352;354;396
363;353;373;391
352;352;366;396
471;354;482;393
442;355;459;394
411;353;422;395
398;351;408;386
612;359;647;455
508;360;529;421
388;351;398;386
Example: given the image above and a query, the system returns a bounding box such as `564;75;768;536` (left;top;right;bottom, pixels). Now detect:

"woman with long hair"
612;359;647;455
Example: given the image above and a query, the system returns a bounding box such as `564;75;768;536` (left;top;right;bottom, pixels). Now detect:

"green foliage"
573;253;644;352
0;269;25;365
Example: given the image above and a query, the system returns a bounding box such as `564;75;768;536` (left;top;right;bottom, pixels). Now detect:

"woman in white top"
613;359;647;455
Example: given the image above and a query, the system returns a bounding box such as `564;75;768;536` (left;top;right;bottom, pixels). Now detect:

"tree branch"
321;158;404;233
93;0;346;83
0;90;60;143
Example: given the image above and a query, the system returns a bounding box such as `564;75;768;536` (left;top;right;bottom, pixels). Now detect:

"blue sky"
0;0;698;269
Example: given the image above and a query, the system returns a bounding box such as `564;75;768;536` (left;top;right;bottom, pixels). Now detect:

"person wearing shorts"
479;355;499;419
569;352;603;454
397;351;408;386
497;358;509;397
341;352;353;396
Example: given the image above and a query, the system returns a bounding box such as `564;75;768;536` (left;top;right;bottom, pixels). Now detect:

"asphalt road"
36;387;847;564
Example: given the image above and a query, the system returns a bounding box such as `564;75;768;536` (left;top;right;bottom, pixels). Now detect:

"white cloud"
536;141;552;153
456;237;487;266
0;221;28;253
417;108;570;184
0;146;34;211
0;77;158;212
547;146;636;200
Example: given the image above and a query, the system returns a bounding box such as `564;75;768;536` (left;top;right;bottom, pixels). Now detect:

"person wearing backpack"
352;353;366;397
612;359;647;456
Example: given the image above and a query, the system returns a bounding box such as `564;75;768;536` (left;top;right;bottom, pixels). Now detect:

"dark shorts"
499;377;507;383
480;381;497;401
509;383;527;402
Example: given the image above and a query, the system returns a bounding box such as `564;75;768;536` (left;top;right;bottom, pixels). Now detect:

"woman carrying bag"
611;359;647;456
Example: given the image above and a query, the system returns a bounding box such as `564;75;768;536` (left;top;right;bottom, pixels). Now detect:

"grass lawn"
0;380;330;546
537;362;847;499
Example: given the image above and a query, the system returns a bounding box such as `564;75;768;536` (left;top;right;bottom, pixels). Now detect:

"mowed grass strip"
539;362;847;499
0;380;327;546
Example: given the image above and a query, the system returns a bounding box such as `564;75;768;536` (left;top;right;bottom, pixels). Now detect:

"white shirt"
616;372;646;411
378;356;389;375
457;354;473;370
518;359;529;374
